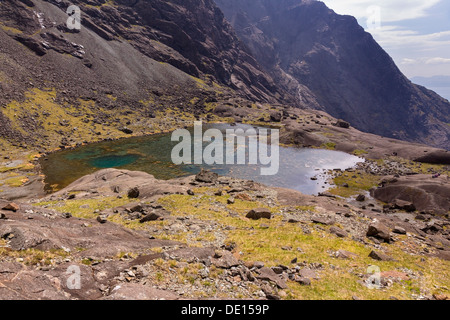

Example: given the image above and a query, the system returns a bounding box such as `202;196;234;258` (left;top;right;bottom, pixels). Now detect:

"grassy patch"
0;247;69;266
329;171;381;198
4;174;28;187
34;196;133;219
353;149;369;156
321;142;337;150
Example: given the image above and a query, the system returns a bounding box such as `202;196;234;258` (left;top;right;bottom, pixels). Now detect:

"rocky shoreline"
1;165;449;300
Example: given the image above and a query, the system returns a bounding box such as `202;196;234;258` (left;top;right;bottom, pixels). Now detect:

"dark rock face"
24;0;281;103
0;0;290;148
215;0;450;149
372;174;450;216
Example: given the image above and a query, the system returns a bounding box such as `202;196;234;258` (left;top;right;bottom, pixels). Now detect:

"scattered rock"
335;250;358;260
393;226;406;235
433;294;448;301
329;226;348;238
369;250;394;261
195;169;218;183
366;222;391;243
294;276;311;286
299;268;318;280
311;216;335;225
334;119;350;129
97;215;108;224
2;203;20;212
393;199;416;212
119;127;133;134
211;251;240;269
127;187;140;199
255;267;287;289
356;194;366;202
139;213;163;223
246;208;271;220
270;111;282;122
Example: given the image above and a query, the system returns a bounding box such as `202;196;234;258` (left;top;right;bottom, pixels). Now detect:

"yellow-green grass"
33;196;133;220
329;171;382;198
0;246;70;266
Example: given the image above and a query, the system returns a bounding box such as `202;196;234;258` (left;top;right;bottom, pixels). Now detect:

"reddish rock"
1;203;20;212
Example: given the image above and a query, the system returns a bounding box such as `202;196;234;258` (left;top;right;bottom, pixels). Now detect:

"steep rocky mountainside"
0;0;286;102
0;0;296;148
215;0;450;150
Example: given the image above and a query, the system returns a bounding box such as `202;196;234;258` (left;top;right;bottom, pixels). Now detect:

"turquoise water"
40;123;364;195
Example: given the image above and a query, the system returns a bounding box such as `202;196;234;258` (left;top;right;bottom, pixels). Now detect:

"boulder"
2;203;20;212
335;250;358;260
246;208;271;220
393;199;416;212
139;213;163;223
270;111;282;122
329;226;348;238
334;119;350;129
127;187;140;199
369;250;395;261
311;216;335;225
294;276;311;286
299;268;318;280
195;169;218;183
212;251;240;269
255;267;287;289
393;226;407;235
367;222;391;243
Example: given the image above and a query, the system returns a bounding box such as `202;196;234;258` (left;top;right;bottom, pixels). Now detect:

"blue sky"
321;0;450;78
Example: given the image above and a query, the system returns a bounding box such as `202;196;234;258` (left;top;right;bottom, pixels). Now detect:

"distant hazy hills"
412;76;450;101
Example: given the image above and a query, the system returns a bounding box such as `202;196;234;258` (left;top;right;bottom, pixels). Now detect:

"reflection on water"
40;123;364;195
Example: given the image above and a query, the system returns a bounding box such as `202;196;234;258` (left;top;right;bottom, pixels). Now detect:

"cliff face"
0;0;287;106
215;0;450;149
1;0;449;149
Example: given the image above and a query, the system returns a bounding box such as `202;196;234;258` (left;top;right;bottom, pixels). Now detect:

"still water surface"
41;123;364;195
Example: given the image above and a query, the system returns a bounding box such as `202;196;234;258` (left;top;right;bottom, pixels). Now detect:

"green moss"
329;171;381;198
4;175;27;187
353;149;369;156
321;142;337;150
33;196;133;219
0;247;69;266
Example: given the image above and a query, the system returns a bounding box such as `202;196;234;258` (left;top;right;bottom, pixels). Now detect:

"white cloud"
370;27;450;49
321;1;450;77
401;57;450;65
425;57;450;64
322;0;441;24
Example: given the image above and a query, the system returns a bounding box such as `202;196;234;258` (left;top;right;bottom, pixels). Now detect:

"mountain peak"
215;0;450;149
